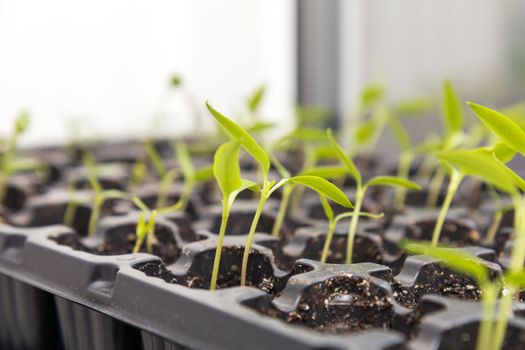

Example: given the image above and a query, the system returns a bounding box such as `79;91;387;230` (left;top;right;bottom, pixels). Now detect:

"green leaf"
14;112;30;134
359;84;385;112
327;129;362;185
365;176;421;190
388;116;411;151
491;153;525;192
437;148;517;194
132;196;150;213
442;80;463;136
227;179;260;207
82;152;102;193
175;141;195;181
489;142;516;163
319;195;334;223
355;120;376;145
394;97;434;116
504;271;525;288
468;102;525;155
287;175;353;208
135;212;148;241
194;165;214;182
247;85;266;113
213;141;242;197
299;165;348;179
402;241;489;284
287;128;327;142
145;141;167;177
206;101;270;177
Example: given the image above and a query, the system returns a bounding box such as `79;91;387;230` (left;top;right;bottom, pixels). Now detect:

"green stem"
431;170;462;247
210;199;231;291
485;211;503;244
146;210;158;253
394;151;414;210
156;170;178;209
346;187;364;264
271;185;292;238
64;200;79;227
88;194;104;236
426;167;445;208
476;284;497;350
240;194;268;287
492;196;525;349
415;155;436;184
321;221;336;263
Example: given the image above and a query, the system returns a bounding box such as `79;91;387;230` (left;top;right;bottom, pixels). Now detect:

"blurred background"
1;0;524;147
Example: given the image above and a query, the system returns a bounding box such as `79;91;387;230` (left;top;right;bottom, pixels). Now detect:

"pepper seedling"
465;102;525;349
206;102;353;288
144;140;179;209
82;152;132;236
0;112;31;203
210;141;259;290
424;80;465;207
325;130;421;263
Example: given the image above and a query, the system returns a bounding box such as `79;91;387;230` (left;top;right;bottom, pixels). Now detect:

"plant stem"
146;210;158;253
476;284;496;350
63;200;79;227
492;196;525;349
156;169;178;209
427;167;445;207
240;193;268;287
485;210;503;244
346;187;364;264
271;185;292;238
431;170;462;247
394;151;414;210
210;200;231;291
415;155;436;184
88;194;104;237
321;221;336;263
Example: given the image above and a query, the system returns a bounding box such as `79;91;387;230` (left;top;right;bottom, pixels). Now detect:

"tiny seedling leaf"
442;80;463;136
388;116;411;151
15;112;30;134
287;175;353;208
437;148;517;195
206;101;270;176
355;120;376;145
402;241;489;284
468;102;525;155
394;97;434;116
227;179;260;207
327;129;362;185
359;84;385;112
246;122;276;134
366;176;421;190
247;85;266;113
213;141;242;198
194;165;214;182
489;142;516;163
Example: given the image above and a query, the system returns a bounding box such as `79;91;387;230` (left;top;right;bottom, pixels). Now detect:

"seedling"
0;112;30;203
466;102;525;349
318;194;383;263
130;197;159;254
82;152;132;236
210;141;258;290
325;130;420;263
206;102;353;287
425;80;465;208
144;140;179;208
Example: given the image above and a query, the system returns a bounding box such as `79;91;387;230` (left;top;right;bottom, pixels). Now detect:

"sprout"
325;130;420;263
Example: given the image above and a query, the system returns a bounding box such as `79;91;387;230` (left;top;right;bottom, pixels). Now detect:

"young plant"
130;197;159;254
210;141;258;290
206;102;353;287
325;130;421;263
402;241;499;350
0;112;30;203
425;80;465;208
466;102;525;349
318;195;383;263
144;140;179;209
82;152;132;236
